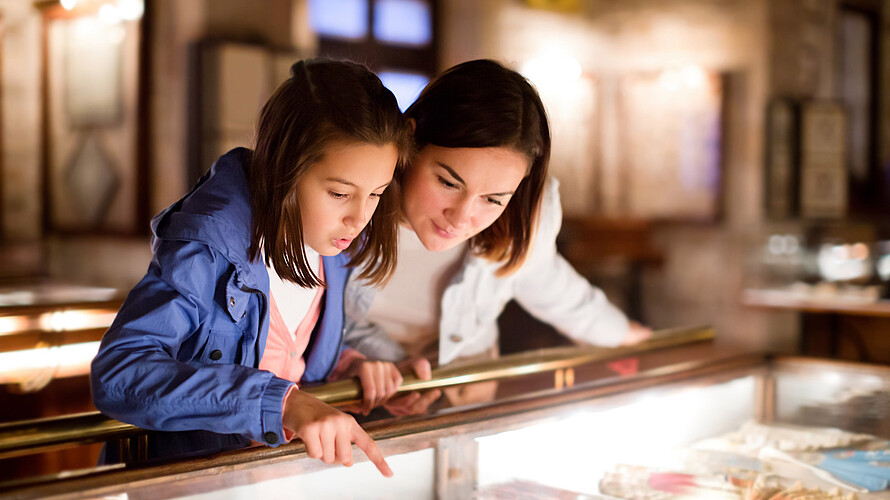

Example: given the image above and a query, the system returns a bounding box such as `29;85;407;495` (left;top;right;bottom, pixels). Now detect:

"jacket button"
210;350;222;361
230;297;236;307
264;432;278;445
449;334;463;343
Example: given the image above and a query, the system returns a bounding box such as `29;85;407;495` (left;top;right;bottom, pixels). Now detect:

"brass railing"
0;325;713;461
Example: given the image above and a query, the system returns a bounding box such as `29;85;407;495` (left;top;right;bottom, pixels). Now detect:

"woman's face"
401;145;528;252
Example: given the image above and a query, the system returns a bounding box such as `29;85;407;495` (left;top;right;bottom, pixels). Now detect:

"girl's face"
296;141;399;256
402;145;528;252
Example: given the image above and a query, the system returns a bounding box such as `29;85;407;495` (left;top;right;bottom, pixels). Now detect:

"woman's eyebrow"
437;163;515;196
437;162;466;186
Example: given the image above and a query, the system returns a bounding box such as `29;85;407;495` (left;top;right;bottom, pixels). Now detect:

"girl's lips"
433;222;457;239
332;238;353;250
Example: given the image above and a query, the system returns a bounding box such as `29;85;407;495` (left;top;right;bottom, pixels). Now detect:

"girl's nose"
345;199;371;230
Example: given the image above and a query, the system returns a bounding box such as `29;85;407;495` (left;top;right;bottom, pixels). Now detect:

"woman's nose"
445;198;472;229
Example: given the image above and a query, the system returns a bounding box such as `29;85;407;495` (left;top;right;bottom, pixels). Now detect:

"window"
308;0;437;111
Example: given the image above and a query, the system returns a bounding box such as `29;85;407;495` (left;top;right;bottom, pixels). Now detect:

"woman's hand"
346;360;403;415
283;388;393;477
384;357;442;416
620;321;652;346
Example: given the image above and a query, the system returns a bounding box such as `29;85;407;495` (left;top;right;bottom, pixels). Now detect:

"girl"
344;60;651;414
91;59;412;475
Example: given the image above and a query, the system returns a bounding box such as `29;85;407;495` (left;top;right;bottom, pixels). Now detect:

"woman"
344;59;650;412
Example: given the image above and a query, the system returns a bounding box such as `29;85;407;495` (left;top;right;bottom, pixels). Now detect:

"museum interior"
1;0;890;497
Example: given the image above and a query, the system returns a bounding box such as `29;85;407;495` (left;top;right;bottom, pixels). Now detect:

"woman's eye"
370;192;383;199
329;191;347;199
486;197;505;207
438;176;458;189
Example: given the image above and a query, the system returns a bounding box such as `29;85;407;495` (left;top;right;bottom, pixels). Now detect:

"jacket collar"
150;148;264;288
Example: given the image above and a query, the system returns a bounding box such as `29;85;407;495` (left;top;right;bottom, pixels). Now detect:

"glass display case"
7;345;890;499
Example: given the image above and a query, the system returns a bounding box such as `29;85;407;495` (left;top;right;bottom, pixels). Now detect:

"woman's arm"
511;179;630;347
342;278;407;362
90;240;294;445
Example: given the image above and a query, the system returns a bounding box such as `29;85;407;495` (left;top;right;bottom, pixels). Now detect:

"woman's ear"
408;117;417;134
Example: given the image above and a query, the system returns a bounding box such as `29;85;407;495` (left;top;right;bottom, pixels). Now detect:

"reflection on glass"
378;71;429;111
476;377;755;494
308;0;368;39
373;0;431;46
817;242;872;282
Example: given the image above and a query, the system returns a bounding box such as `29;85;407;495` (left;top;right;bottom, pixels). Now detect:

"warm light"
0;316;28;334
38;309;118;331
520;54;582;89
0;341;99;387
658;68;682;91
850;242;870;260
117;0;144;20
61;0;77;10
820;371;844;386
98;3;121;24
681;65;706;88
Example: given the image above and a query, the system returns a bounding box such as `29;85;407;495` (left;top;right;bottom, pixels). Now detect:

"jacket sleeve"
90;239;295;445
511;179;629;347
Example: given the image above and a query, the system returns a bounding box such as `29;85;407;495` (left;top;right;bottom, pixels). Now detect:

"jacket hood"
150;148;261;286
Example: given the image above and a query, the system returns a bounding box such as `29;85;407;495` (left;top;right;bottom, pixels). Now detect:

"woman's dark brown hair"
405;59;551;276
248;59;412;287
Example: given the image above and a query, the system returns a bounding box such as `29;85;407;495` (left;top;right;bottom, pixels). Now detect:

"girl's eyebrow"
326;177;392;190
436;163;514;197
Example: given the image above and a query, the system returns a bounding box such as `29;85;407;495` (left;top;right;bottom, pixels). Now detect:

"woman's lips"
332;238;353;250
433;222;457;239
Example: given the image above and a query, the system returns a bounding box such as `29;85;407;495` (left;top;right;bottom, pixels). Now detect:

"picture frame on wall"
764;98;799;219
615;69;725;222
40;2;149;235
799;101;847;219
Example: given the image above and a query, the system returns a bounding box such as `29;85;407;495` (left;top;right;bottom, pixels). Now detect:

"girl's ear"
408;117;417;134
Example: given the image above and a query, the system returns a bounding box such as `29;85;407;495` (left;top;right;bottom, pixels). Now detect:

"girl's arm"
512;179;631;347
91;240;294;446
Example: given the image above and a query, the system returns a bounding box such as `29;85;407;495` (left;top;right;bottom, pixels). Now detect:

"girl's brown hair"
405;59;551;276
248;59;412;288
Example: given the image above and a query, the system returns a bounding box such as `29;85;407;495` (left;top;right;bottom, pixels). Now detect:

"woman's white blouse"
344;177;630;366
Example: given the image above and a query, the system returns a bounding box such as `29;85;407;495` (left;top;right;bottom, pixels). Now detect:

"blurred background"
1;0;890;477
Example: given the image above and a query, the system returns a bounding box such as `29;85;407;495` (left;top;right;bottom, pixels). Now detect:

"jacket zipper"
242;285;267;366
322;267;350;380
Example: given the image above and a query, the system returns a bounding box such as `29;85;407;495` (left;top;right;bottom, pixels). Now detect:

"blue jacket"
91;148;351;459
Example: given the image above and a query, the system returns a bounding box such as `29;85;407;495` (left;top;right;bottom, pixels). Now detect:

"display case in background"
8;346;890;500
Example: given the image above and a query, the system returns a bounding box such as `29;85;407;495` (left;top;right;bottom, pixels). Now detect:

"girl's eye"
438;176;458;189
485;197;505;207
329;191;347;199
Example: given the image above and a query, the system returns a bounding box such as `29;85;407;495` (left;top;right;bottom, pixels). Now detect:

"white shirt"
345;177;630;365
365;225;465;357
266;246;321;338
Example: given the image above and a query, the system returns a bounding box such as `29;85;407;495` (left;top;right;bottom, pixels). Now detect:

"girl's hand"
346;360;403;415
384;357;442;416
283;388;393;477
620;321;652;346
